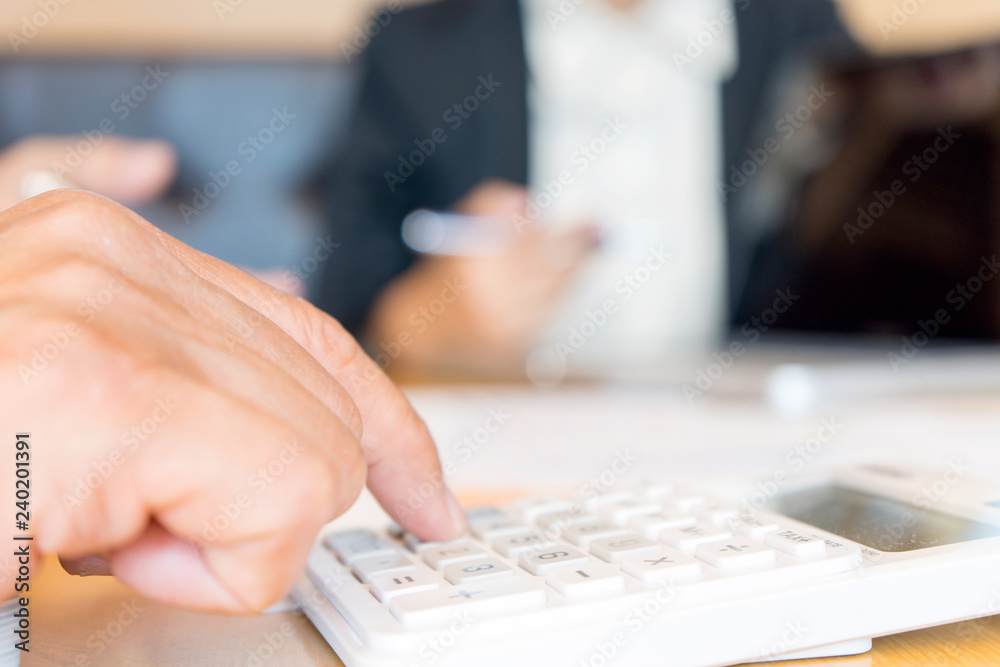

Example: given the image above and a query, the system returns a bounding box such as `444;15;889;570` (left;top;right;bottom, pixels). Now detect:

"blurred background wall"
2;0;999;59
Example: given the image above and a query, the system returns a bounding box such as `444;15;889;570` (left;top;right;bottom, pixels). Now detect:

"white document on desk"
404;383;1000;489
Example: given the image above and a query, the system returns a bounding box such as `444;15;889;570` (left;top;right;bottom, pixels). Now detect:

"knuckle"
285;298;367;431
0;259;132;330
5;302;169;407
256;442;363;532
4;189;137;246
32;256;126;304
295;455;343;509
27;188;113;221
286;297;350;363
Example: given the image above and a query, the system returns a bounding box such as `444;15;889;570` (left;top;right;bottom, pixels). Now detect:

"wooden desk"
27;552;1000;666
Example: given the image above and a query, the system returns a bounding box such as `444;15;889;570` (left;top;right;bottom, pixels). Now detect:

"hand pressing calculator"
292;462;1000;667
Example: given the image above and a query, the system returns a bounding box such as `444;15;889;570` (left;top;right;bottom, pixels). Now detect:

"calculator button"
730;516;781;541
588;533;661;563
660;522;733;551
628;511;696;536
390;577;546;627
602;501;663;524
332;537;400;565
633;480;674;500
562;521;629;546
470;518;532;541
492;531;559;558
508;497;576;522
519;546;590;575
668;488;706;512
422;541;488;569
465;506;508;523
545;562;626;599
324;529;380;552
819;536;861;559
536;511;599;531
583;491;635;511
351;553;416;583
695;502;741;525
443;558;514;584
403;532;451;553
620;548;701;583
765;529;827;558
695;539;776;570
369;569;441;603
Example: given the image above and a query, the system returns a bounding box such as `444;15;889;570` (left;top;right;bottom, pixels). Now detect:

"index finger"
157;233;466;542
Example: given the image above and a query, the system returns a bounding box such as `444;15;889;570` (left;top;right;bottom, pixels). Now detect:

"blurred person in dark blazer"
316;0;853;377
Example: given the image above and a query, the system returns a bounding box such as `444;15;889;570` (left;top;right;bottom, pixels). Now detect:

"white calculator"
292;462;1000;667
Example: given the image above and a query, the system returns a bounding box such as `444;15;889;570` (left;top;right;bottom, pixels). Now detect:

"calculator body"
292;461;1000;667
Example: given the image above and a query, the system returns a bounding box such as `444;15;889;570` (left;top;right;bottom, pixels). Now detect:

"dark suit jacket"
316;0;853;334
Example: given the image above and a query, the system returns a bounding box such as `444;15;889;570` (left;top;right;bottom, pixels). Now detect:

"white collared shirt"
521;0;737;372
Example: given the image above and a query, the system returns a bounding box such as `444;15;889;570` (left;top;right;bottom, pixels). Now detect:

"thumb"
0;135;177;210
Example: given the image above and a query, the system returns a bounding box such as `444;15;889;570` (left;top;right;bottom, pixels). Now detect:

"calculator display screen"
771;486;1000;552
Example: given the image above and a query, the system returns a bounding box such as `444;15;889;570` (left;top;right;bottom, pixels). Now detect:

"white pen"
401;209;517;256
402;209;671;260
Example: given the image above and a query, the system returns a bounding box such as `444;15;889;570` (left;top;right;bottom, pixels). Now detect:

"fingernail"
444;488;467;535
60;554;112;577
